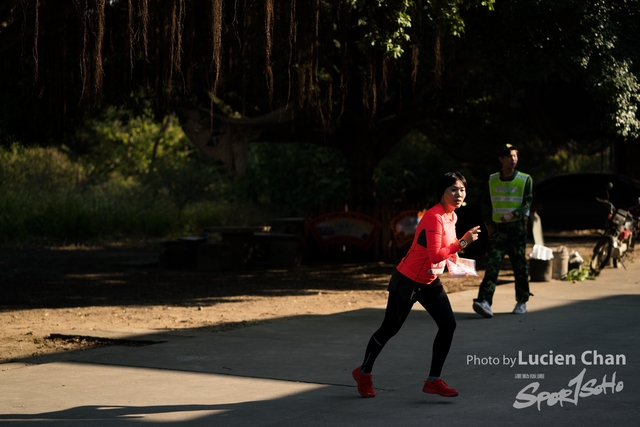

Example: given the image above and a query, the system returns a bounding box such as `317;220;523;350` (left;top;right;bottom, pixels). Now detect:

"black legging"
361;278;456;377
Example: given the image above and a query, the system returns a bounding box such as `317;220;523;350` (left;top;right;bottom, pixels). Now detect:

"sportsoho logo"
513;368;623;411
512;350;626;411
467;350;627;411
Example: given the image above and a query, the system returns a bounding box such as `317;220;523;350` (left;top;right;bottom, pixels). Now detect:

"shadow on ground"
2;293;639;427
0;244;395;311
1;230;603;312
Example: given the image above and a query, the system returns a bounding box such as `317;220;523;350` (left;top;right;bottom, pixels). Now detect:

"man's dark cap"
498;143;518;156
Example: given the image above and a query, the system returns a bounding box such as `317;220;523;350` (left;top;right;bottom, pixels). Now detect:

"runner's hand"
463;226;481;244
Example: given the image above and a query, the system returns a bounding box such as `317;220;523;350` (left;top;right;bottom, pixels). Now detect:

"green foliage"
351;0;413;58
348;0;496;58
70;101;230;220
586;59;640;138
0;145;83;192
0;119;231;244
374;131;465;204
565;265;594;282
374;130;611;206
234;143;349;214
0;177;176;243
74;104;191;181
0;174;240;245
142;156;224;216
423;0;640;175
529;146;613;184
577;1;640;139
1;122;319;243
0;110;365;243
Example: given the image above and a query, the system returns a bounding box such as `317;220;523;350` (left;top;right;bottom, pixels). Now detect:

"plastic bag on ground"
530;244;554;260
569;251;584;264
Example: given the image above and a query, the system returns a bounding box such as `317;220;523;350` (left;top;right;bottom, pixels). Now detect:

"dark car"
533;173;640;230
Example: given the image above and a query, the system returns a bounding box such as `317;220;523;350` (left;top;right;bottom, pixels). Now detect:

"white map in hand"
446;257;479;278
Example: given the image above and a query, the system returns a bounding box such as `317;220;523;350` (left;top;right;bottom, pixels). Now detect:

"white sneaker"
513;302;527;314
473;300;493;318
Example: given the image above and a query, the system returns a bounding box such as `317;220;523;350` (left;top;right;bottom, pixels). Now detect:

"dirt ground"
0;233;612;363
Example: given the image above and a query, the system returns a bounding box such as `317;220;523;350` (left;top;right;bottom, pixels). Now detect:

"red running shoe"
352;366;376;398
422;378;459;397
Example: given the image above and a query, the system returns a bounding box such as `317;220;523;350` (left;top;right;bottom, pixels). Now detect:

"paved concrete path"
1;262;639;426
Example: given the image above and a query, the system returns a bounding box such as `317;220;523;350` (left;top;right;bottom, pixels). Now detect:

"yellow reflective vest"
489;172;531;223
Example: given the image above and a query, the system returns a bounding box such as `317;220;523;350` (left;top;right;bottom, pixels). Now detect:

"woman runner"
353;171;481;398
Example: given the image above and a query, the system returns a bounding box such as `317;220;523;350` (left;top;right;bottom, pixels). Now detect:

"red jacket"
396;203;460;284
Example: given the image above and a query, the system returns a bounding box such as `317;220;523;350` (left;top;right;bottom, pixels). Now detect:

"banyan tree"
1;0;498;203
2;0;640;200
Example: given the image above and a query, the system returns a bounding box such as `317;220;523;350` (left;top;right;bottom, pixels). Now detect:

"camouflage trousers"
476;224;531;305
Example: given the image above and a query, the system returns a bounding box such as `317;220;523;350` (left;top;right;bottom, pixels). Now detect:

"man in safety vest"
473;144;533;318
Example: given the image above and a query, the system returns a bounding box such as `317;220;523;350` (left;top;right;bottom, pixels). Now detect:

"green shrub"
565;265;595;282
0;183;178;243
235;142;350;214
0;142;228;244
0;145;84;191
74;105;192;181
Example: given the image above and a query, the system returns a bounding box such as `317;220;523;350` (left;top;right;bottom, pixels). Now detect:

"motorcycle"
589;183;640;276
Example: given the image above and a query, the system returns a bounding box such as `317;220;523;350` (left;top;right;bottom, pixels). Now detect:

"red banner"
390;210;425;247
307;212;382;249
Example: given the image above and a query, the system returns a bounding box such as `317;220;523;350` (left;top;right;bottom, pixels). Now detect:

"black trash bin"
530;258;552;282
